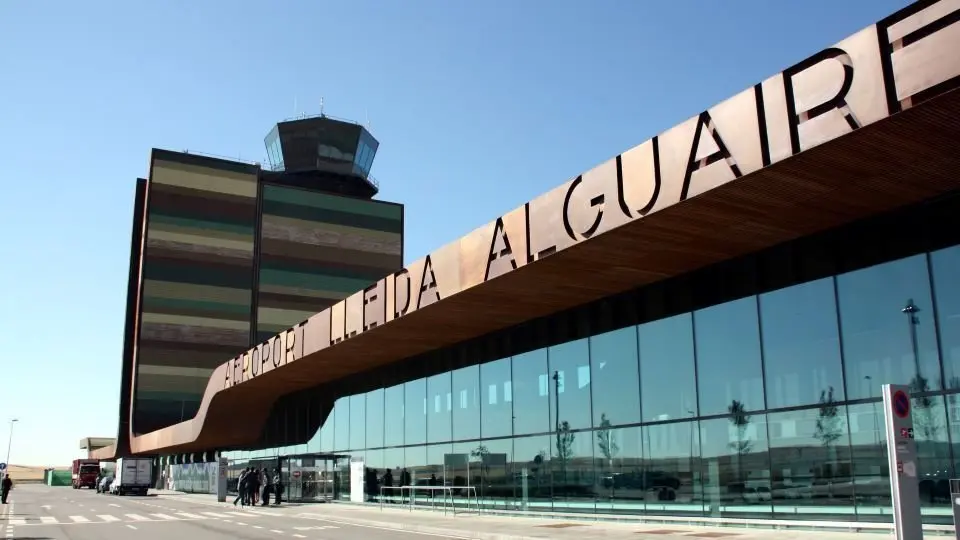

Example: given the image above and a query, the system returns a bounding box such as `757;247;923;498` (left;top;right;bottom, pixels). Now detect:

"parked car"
97;476;114;494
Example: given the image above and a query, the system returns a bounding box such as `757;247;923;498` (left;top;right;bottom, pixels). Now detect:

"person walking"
233;468;250;507
1;474;13;504
247;467;261;507
261;468;272;506
272;468;284;505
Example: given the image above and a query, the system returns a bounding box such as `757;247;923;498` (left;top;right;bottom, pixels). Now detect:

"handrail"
379;485;478;516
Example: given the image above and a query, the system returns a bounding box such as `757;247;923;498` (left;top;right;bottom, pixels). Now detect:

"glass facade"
224;199;960;525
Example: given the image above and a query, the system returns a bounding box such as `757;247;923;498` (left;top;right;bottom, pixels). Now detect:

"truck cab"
72;459;100;489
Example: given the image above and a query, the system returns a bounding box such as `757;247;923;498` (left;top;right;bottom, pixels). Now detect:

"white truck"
112;457;153;496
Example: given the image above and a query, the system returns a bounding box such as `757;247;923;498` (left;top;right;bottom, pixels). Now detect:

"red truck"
72;459;100;489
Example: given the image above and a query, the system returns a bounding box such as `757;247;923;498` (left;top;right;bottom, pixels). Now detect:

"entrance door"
285;458;303;501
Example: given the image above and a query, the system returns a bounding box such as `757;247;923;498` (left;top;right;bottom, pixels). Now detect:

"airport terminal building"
97;0;960;527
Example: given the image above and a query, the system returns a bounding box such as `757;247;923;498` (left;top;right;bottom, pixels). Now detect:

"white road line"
98;515;121;522
39;516;58;524
126;514;150;521
7;519;24;526
70;516;90;523
226;511;254;517
270;530;283;534
253;525;264;529
201;512;231;518
109;503;121;507
152;513;177;520
175;512;204;519
235;521;248;526
293;535;306;539
127;524;138;530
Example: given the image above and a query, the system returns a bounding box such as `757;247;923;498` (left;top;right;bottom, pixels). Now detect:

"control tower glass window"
353;129;379;178
265;126;283;171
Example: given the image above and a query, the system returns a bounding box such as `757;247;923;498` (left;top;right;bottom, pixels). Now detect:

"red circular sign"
893;390;910;418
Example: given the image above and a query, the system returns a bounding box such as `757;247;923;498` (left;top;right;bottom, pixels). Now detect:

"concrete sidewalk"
152;490;956;539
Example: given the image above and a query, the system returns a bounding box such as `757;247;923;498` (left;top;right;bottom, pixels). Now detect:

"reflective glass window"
847;402;889;519
349;394;365;450
453;438;513;507
512;349;550;436
700;413;770;518
767;406;853;518
405;378;427;445
333;397;349;452
382;447;404;491
643;421;701;514
384;383;404;447
366;388;384;449
695;297;765;415
548;338;593;431
932;246;960;389
403;445;427;482
481;357;513;439
427;372;452;443
590;327;641;428
594;426;643;515
760;278;845;409
911;396;951;517
452;365;480;441
425;444;453;491
320;418;333;453
513;435;554;507
640;314;698;422
837;255;941;400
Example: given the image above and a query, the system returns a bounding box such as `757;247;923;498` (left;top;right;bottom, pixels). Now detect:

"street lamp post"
6;419;18;468
902;299;921;376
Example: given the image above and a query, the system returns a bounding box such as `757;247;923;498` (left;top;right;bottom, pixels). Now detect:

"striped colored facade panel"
255;184;403;341
133;153;259;434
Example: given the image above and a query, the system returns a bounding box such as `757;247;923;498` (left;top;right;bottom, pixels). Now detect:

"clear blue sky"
0;0;908;466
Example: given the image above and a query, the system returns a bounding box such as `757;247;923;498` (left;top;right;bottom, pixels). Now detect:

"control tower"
263;114;380;198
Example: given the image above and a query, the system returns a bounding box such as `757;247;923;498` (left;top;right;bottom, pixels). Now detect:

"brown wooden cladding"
90;0;960;458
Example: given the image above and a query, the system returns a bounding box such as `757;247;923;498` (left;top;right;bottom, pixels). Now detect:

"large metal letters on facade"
124;0;960;454
220;0;960;389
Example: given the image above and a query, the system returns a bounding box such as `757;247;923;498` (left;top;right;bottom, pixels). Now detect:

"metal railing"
379;485;479;516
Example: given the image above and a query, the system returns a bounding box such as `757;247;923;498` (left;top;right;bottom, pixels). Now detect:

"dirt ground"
5;464;63;482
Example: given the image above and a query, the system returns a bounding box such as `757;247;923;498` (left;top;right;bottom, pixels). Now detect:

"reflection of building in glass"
96;0;960;529
124;116;403;436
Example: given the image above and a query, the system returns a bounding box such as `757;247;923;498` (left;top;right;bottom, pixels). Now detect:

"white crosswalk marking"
69;515;90;523
39;516;58;524
201;512;230;518
98;515;121;522
7;518;25;526
126;514;150;521
226;511;253;517
175;512;204;519
151;513;177;520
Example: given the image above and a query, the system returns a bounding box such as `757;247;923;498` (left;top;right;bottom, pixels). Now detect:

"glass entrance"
279;454;339;502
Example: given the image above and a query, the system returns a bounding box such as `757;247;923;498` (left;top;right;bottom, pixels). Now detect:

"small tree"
556;420;576;488
814;386;843;449
596;413;620;497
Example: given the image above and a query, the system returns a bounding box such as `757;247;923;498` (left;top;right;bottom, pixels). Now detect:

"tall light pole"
902;299;921;377
6;419;18;467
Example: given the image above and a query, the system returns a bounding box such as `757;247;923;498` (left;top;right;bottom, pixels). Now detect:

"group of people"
233;467;283;507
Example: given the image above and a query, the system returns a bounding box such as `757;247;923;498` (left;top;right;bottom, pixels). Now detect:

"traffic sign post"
882;384;924;540
0;462;6;471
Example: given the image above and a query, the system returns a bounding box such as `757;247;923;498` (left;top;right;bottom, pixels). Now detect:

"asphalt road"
0;484;466;540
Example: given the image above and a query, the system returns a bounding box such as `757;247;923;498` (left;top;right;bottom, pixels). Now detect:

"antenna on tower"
365;109;371;130
294;96;298;118
320;97;325;117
